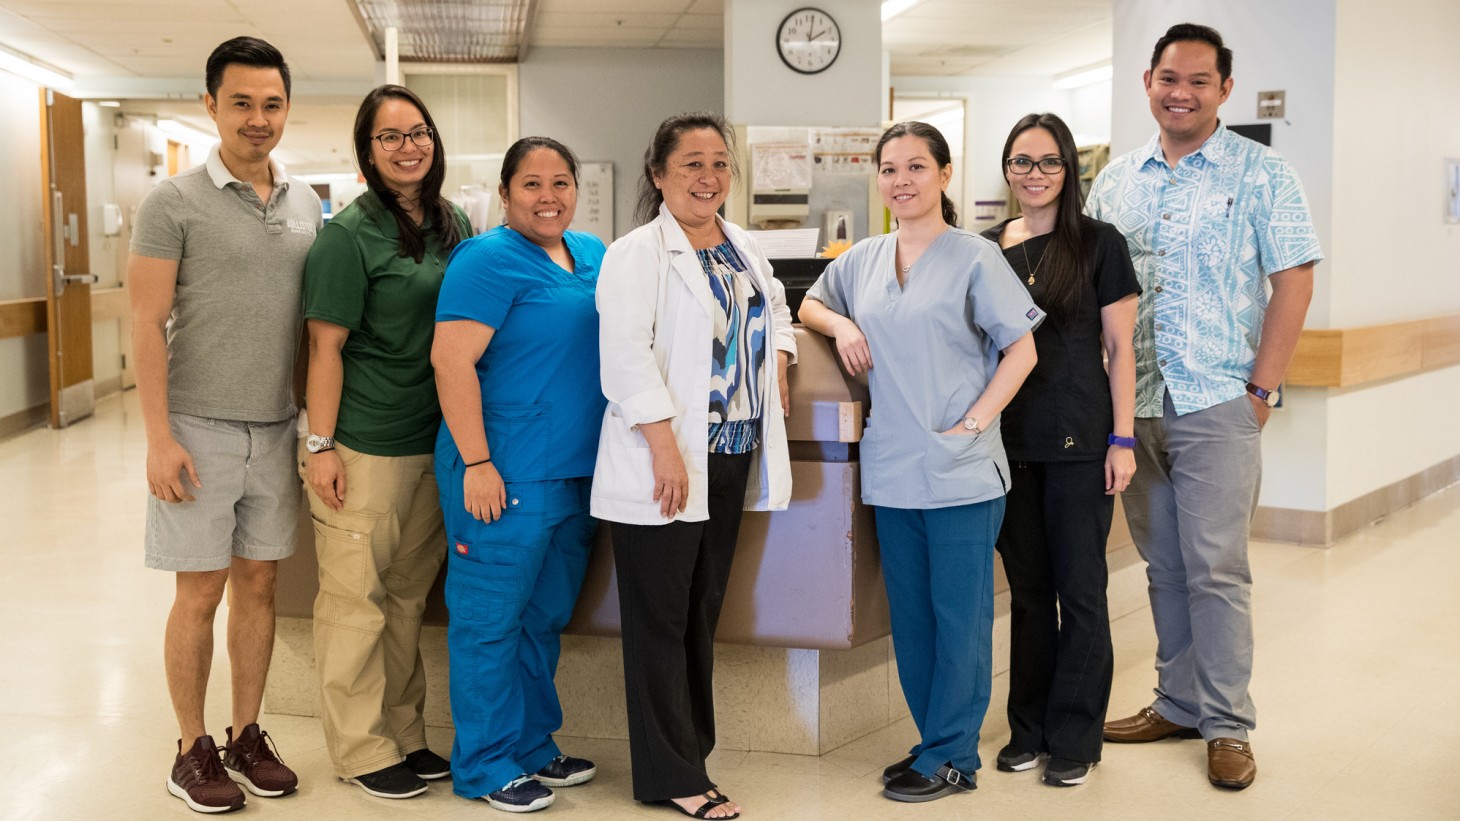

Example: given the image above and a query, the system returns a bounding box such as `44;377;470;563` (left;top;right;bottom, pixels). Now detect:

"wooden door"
41;89;97;428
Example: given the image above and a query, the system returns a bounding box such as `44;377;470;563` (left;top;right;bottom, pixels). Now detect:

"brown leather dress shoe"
1207;738;1256;789
1103;707;1202;743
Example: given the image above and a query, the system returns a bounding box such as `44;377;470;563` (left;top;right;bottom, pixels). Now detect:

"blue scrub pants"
875;497;1005;778
439;473;596;799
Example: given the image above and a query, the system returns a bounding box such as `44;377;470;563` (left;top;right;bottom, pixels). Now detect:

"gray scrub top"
806;228;1044;509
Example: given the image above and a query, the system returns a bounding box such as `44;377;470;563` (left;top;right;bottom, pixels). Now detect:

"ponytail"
940;192;959;227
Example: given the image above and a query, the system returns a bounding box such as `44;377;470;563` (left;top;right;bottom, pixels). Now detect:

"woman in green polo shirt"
299;84;470;800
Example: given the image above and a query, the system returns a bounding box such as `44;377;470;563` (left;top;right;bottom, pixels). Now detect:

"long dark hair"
1001;112;1090;320
875;121;959;227
635;112;737;225
352;84;464;262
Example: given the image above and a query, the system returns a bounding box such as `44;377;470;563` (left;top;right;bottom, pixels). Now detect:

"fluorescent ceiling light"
353;0;533;62
1053;62;1113;89
97;100;121;108
155;119;218;147
881;0;925;23
0;45;74;91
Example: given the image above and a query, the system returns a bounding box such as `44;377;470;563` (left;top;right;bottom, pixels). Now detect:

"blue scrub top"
435;226;607;482
807;228;1043;509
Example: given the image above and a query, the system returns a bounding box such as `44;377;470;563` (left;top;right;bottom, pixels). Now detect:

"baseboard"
95;375;122;399
0;404;48;441
1251;454;1460;546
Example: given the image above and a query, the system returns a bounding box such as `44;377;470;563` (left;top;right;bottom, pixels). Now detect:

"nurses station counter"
269;325;1136;756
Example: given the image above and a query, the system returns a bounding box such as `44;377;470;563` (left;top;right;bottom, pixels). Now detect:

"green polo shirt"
302;190;469;456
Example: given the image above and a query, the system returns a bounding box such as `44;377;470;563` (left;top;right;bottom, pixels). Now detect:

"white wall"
518;47;723;238
0;71;49;420
1322;0;1460;507
1111;0;1460;513
889;75;1111;225
725;0;882;128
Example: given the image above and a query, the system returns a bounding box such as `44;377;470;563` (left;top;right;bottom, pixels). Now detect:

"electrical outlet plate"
1257;90;1285;120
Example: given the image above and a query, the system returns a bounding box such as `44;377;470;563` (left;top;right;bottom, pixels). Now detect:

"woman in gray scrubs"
799;121;1042;805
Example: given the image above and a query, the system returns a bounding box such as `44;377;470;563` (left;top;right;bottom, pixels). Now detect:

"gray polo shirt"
131;145;321;423
806;228;1043;509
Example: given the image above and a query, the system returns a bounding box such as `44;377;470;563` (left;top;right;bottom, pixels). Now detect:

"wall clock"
776;7;841;75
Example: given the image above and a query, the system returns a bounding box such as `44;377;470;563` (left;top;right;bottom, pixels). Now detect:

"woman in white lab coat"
591;112;796;821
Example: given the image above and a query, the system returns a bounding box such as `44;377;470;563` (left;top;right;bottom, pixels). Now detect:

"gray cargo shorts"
144;412;300;572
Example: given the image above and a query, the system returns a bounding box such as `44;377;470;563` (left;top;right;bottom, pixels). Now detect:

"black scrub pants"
611;451;752;802
996;458;1115;763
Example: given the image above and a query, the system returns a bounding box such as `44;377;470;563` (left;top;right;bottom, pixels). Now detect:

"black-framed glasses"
1005;157;1066;175
372;127;434;151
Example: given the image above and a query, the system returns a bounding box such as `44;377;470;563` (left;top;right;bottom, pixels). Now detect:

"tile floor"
2;390;1458;820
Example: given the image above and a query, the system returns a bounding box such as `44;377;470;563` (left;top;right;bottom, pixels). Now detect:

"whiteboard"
571;161;614;245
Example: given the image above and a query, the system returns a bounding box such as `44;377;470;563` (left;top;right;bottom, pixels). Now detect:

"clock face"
777;7;841;75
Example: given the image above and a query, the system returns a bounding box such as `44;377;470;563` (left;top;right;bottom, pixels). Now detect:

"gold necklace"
1019;240;1046;286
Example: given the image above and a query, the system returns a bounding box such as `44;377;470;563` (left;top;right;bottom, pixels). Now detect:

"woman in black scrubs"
981;112;1140;788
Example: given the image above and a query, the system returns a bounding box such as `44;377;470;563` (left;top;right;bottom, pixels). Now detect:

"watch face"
777;7;841;75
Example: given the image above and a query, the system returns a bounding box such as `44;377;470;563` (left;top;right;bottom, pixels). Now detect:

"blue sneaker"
533;754;596;787
486;775;554;813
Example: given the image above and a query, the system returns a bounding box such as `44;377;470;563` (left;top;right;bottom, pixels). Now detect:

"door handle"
53;268;99;296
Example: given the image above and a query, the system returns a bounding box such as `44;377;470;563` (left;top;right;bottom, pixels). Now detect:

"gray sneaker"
1043;757;1094;786
996;744;1043;772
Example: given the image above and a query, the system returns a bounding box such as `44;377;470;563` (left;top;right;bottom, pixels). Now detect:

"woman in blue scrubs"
431;136;606;814
799;121;1041;804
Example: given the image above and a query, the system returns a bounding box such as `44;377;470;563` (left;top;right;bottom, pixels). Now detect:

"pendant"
1027;275;1035;285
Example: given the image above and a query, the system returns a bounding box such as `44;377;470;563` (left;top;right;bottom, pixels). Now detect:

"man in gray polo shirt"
129;36;321;814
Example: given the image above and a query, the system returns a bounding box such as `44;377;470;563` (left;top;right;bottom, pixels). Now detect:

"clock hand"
808;29;826;41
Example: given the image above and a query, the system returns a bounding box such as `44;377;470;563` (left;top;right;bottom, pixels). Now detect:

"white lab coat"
591;203;797;525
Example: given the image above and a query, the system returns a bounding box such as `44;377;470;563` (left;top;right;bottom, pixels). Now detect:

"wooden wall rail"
1288;314;1460;388
0;298;46;340
0;288;128;342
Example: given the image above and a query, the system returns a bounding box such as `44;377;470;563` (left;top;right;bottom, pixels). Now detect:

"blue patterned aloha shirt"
1086;124;1322;417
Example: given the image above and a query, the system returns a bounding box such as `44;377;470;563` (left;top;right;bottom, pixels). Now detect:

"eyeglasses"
372;127;434;152
1005;157;1066;175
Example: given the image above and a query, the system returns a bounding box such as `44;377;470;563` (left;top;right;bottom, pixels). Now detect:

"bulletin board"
571;161;614;246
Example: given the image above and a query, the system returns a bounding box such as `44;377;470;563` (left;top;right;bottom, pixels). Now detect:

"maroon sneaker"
168;735;246;813
222;723;298;797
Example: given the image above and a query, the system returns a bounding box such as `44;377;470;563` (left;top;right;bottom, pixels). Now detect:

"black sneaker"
344;762;428;799
1043;757;1094;787
996;744;1043;772
486;775;554;813
533;754;596;787
403;749;451;780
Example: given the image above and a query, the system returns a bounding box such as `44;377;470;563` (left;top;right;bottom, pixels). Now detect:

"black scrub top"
981;216;1140;462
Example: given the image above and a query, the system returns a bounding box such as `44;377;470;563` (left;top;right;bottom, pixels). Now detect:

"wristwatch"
962;416;982;435
1245;382;1280;408
305;434;336;453
1107;434;1137;448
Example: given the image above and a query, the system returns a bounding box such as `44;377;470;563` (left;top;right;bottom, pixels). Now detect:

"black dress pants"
996;458;1115;762
611;451;752;801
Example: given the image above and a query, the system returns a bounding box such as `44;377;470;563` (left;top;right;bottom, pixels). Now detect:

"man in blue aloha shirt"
1086;22;1322;792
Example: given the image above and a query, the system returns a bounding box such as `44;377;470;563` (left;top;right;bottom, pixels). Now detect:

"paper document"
746;228;820;259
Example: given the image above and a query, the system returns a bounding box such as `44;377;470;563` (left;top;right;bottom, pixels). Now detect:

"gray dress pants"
1123;390;1262;740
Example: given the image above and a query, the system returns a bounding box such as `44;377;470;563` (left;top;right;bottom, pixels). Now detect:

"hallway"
2;390;1457;820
